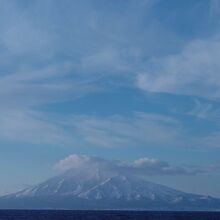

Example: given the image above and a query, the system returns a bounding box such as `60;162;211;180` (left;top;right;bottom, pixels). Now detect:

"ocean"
0;210;219;220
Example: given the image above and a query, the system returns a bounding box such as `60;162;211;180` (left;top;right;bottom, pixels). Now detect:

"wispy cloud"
186;100;213;120
70;113;182;148
0;62;98;110
0;110;182;147
0;110;75;146
0;106;220;149
137;36;220;98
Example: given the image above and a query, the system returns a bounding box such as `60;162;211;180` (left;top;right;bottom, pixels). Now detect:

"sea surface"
0;210;219;220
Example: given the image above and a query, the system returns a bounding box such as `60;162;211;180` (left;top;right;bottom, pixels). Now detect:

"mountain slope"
1;169;220;210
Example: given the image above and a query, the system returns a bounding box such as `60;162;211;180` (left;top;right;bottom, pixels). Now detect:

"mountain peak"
1;169;220;210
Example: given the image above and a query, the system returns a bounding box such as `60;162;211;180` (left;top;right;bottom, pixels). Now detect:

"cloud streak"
70;113;182;148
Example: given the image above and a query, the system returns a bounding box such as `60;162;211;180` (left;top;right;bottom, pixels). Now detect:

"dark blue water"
0;210;219;220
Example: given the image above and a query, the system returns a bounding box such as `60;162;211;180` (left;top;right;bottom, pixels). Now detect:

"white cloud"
54;155;91;172
54;154;214;176
137;36;220;98
54;154;111;172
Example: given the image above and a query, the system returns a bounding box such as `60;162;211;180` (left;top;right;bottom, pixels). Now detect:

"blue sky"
1;0;220;197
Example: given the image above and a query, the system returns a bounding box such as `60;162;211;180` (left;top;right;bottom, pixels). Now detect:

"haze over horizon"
1;0;220;199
